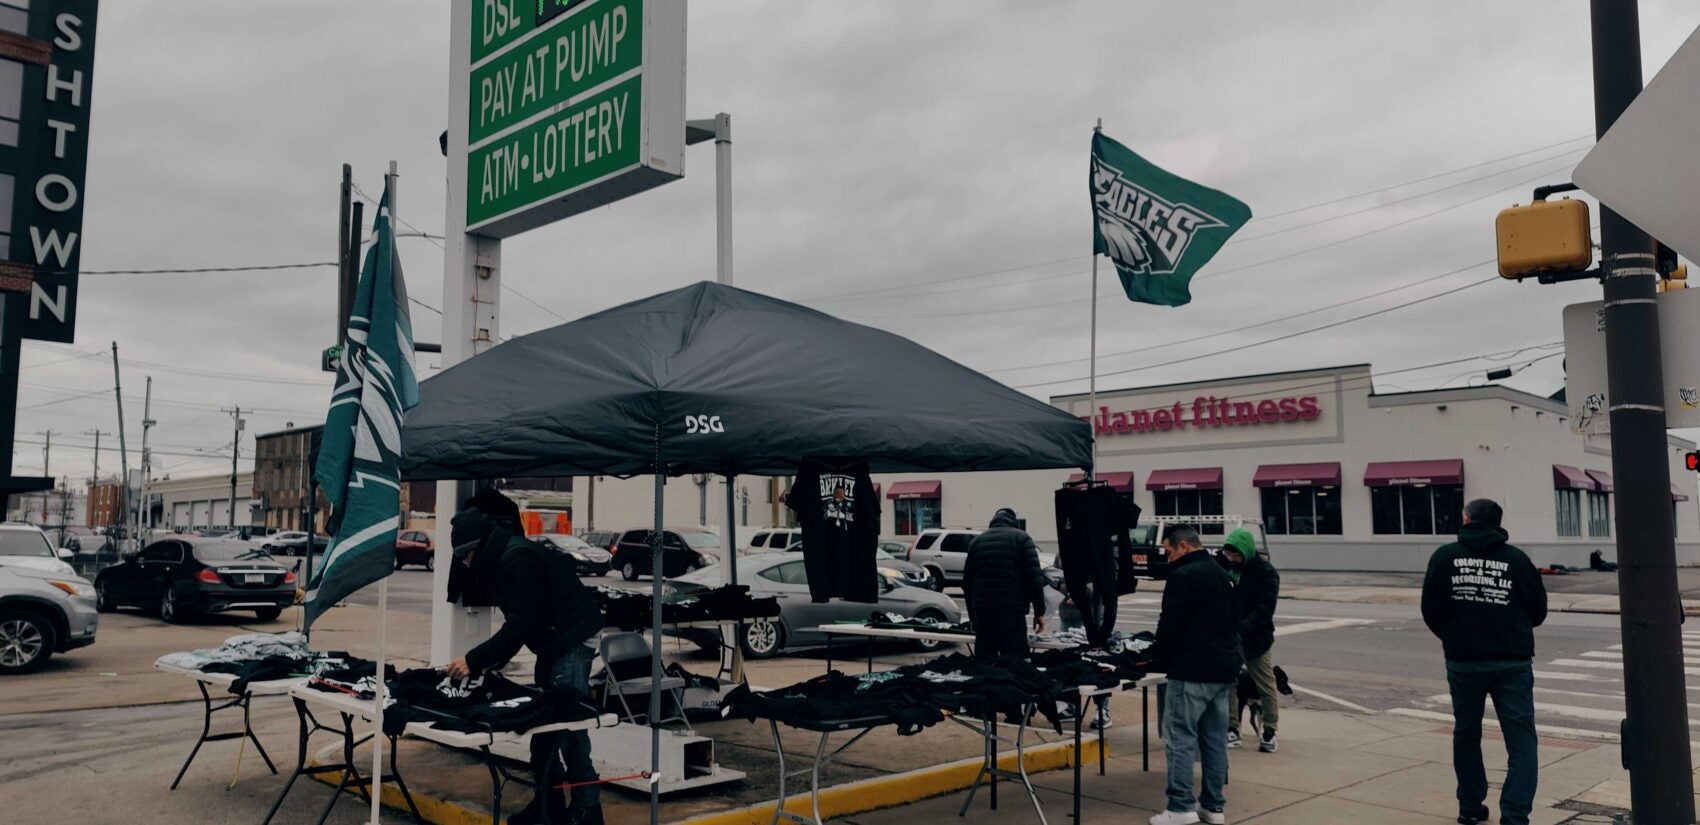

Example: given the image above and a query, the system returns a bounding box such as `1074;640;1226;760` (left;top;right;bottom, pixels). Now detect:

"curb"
309;734;1106;825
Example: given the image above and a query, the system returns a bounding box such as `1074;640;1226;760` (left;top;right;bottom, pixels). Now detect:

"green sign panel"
470;0;643;144
467;75;641;228
472;0;540;64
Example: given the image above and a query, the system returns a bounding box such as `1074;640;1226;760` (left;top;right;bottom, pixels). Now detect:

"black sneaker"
1258;729;1278;753
565;807;606;825
1457;805;1490;824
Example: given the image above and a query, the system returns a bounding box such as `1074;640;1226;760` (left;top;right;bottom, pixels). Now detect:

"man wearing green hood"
1219;528;1280;753
1421;499;1546;825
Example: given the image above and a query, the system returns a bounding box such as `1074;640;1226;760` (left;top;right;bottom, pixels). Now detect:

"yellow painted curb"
672;735;1107;825
306;734;1107;825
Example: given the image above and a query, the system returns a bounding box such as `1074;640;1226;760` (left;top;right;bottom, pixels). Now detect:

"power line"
1013;275;1496;391
83;262;335;275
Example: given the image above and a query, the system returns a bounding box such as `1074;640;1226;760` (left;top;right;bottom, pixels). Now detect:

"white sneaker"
1149;810;1201;825
1197;807;1226;825
1092;706;1113;730
1225;729;1242;749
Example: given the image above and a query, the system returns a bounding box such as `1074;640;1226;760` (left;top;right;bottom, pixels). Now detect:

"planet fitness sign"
1090;395;1320;437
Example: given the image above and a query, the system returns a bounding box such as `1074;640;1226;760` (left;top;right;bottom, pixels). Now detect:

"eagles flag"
1091;131;1252;307
304;190;419;630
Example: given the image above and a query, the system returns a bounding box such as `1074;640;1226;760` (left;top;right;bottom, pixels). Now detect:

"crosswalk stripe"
1273;618;1375;637
1588;649;1700;660
1385;708;1628;743
1533;670;1616;682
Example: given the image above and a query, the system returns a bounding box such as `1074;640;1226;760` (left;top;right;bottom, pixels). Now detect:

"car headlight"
48;580;94;598
878;566;904;581
567;551;589;562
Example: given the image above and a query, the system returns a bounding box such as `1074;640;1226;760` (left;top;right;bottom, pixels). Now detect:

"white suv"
904;528;981;587
742;527;802;556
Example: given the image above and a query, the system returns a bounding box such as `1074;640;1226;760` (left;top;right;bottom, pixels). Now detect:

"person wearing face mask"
442;489;608;825
1219;528;1280;754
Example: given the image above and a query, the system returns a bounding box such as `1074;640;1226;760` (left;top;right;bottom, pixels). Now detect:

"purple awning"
1586;469;1614;493
1364;459;1464;487
1146;467;1223;492
1067;471;1136;493
886;481;941;500
1552;465;1596;491
1253;463;1342;488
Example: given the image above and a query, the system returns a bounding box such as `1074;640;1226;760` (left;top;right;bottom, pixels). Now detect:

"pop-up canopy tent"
399;281;1093;823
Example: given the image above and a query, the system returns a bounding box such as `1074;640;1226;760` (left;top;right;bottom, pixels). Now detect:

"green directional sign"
469;0;643;144
462;0;684;238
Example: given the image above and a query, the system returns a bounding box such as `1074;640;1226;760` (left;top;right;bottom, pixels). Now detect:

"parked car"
0;564;97;674
670;553;963;658
742;527;802;555
610;528;722;580
94;537;296;623
904;527;981;587
0;522;76;576
394;529;436;570
875;548;938;591
262;531;329;556
579;530;621;555
536;533;612;576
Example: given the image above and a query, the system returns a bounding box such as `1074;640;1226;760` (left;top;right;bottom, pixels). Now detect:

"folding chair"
599;632;690;729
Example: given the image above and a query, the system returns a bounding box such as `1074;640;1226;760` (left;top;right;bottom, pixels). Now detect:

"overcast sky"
17;0;1700;486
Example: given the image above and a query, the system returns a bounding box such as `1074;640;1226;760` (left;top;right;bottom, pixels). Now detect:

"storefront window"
893;498;940;535
1555;489;1582;537
1587;491;1611;538
1262;487;1343;536
1155;489;1225;534
1371;484;1464;535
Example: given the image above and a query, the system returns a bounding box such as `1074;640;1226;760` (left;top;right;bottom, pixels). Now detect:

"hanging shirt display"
788;458;881;603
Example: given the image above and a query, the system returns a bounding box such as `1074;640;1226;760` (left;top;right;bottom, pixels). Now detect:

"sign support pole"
1589;3;1696;821
434;0;501;667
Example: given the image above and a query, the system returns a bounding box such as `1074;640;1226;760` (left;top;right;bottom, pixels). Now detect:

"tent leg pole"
725;475;738;587
650;468;665;825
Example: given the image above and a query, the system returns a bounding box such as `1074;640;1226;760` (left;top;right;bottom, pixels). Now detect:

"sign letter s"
684;415;725;434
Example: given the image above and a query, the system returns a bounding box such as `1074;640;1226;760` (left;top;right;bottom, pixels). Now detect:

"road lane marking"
1274;618;1375;637
1386;708;1626;743
1290;684;1376;714
1532;670;1617;682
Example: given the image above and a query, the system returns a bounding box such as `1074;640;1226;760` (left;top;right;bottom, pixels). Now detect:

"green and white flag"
1091;131;1252;307
304;190;419;630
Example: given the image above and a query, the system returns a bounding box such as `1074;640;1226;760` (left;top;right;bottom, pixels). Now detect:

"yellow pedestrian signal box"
1496;198;1593;279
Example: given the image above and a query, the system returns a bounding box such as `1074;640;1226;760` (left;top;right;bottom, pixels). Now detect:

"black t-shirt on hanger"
788;458;881;603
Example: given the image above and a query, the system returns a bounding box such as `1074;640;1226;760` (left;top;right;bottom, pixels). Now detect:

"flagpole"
1088;119;1102;478
369;160;398;825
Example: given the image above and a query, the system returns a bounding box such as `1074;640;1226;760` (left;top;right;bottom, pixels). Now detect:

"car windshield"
194;541;272;561
875;549;895;561
677;531;722;550
542;535;590;550
0;530;54;557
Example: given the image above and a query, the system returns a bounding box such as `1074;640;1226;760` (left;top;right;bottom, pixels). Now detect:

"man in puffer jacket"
1220;528;1280;753
962;508;1048;659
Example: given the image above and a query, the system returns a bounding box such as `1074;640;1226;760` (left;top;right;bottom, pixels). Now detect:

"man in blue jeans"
444;490;609;825
1148;524;1241;825
1422;498;1548;825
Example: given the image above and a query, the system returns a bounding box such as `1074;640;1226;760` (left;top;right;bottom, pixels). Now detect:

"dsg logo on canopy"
683;415;724;435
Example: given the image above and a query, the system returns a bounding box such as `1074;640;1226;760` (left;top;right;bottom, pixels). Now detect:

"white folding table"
262;684;426;825
153;660;306;790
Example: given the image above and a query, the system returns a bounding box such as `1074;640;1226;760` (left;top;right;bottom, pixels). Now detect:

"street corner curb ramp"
309;734;1107;825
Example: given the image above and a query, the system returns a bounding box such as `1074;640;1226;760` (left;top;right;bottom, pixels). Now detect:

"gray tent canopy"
400;281;1092;479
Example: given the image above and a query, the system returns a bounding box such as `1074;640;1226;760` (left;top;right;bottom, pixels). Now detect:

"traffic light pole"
1590;3;1696;822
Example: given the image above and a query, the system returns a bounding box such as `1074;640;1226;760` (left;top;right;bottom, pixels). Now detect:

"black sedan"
94;537;296;623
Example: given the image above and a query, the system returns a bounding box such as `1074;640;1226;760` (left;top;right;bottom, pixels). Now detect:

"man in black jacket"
1422;499;1547;825
444;490;608;825
962;508;1047;659
1220;528;1280;753
1149;524;1240;825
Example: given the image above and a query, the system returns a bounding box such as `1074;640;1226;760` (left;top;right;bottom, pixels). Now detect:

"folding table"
153;661;305;790
408;712;619;824
813;623;976;672
262;684;426;825
764;713;892;825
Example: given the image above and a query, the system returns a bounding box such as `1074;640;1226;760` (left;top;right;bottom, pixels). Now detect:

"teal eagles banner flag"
304;191;419;630
1091;131;1252;307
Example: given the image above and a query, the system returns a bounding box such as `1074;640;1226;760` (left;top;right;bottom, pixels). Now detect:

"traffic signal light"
1496;198;1594;279
1686;451;1699;472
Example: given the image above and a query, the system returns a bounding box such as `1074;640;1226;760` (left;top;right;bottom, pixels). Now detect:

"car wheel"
913;610;949;651
0;610;55;674
159;587;190;624
425;554;435;572
924;566;946;588
254;607;283;622
740;618;783;659
622;562;639;582
95;579;117;613
394;557;406;570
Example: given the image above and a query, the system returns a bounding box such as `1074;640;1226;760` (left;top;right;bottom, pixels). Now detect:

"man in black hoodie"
443;490;608;825
1422;499;1547;825
962;508;1047;659
1149;524;1240;825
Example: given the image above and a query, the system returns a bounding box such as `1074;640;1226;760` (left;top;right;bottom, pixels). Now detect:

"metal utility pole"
138;377;153;538
1590;3;1696;821
686;113;738;584
36;430;52;477
220;406;244;529
82;429;104;528
110;343;130;536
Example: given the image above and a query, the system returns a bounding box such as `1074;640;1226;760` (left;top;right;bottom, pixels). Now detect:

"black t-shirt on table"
787;459;881;603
